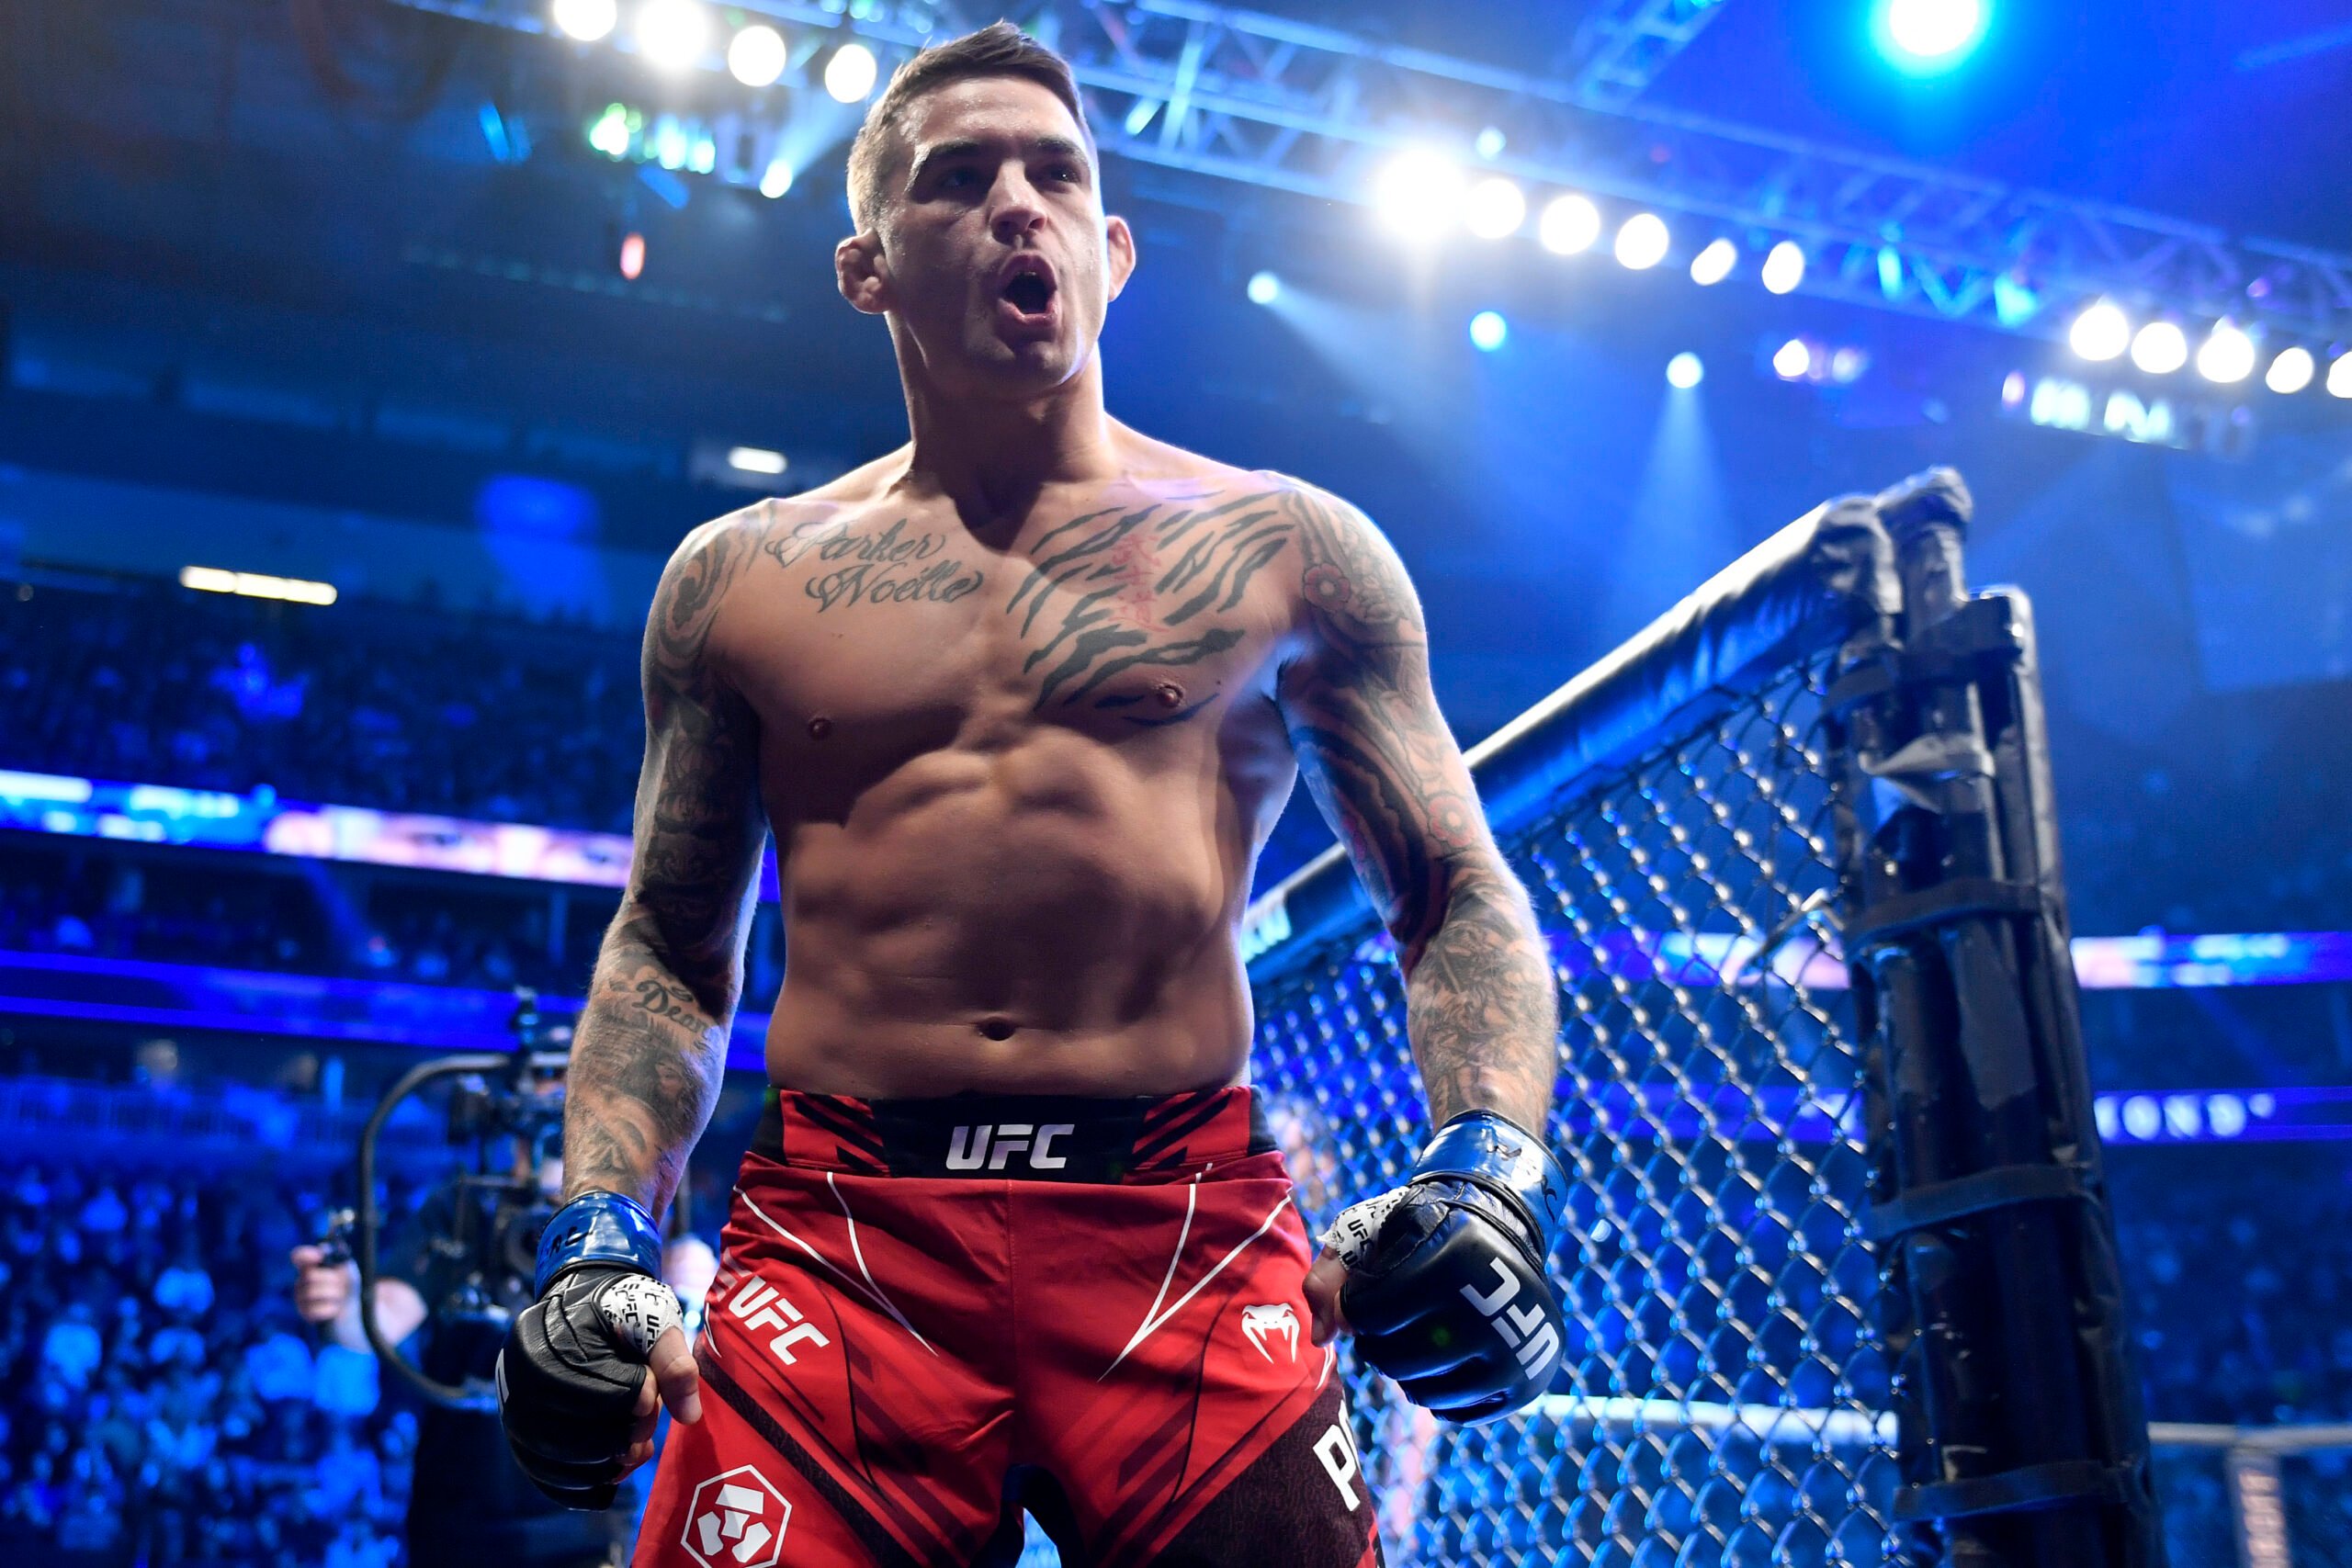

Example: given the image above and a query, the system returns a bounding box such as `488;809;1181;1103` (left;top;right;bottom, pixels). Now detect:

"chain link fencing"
1252;649;1918;1567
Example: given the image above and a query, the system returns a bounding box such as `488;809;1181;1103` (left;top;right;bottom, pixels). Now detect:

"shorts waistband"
753;1085;1273;1182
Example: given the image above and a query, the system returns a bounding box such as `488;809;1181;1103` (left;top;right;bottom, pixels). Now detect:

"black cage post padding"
1243;466;2163;1566
1838;500;2166;1565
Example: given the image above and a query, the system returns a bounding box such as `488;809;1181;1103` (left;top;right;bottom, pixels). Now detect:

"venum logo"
943;1122;1075;1172
682;1464;790;1568
1238;1303;1300;1363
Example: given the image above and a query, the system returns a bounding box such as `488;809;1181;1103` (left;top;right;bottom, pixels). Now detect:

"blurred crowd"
0;1160;419;1564
1;581;640;834
0;850;607;996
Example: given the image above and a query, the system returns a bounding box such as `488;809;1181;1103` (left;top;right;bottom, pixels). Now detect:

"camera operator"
291;1141;715;1568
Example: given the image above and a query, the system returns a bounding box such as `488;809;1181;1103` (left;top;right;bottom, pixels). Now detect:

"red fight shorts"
634;1087;1384;1568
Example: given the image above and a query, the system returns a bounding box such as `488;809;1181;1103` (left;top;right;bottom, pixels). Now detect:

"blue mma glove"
1324;1111;1569;1423
496;1191;675;1509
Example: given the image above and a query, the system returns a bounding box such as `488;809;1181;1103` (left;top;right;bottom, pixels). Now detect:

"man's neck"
897;366;1124;526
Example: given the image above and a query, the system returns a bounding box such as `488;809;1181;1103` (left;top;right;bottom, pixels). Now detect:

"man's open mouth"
998;256;1057;319
1004;275;1054;314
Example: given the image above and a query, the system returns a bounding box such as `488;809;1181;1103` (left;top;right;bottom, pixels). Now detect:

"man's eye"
940;168;978;188
1049;164;1084;183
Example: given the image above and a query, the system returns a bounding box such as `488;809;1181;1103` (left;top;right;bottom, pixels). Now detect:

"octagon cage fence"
1238;470;2165;1568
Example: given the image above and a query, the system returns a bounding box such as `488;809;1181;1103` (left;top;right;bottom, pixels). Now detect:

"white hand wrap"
1320;1189;1410;1269
594;1273;681;1359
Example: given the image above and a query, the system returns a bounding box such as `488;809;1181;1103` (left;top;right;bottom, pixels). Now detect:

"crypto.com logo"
682;1465;791;1568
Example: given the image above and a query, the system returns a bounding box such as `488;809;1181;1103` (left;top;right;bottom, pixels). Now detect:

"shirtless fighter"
495;23;1569;1566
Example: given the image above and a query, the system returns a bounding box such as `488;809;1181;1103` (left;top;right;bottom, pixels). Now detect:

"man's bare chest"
732;489;1301;737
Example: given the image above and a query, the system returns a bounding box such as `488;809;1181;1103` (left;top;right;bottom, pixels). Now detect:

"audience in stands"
1;580;640;834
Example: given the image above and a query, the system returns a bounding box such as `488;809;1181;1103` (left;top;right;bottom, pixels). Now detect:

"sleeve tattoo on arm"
1275;486;1558;1132
565;517;769;1211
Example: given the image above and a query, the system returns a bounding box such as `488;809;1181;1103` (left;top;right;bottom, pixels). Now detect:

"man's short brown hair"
844;21;1098;232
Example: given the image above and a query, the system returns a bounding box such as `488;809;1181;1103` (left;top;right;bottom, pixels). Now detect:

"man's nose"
990;177;1047;243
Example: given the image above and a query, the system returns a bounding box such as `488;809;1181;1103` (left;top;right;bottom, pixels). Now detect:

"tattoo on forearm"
566;515;767;1208
1405;872;1559;1131
1276;484;1556;1131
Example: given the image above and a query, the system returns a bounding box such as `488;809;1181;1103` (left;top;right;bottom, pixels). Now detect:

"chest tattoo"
762;517;985;612
759;491;1295;725
1007;491;1295;722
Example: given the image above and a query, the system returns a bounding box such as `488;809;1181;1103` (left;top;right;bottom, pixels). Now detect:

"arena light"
551;0;617;42
1374;149;1466;238
180;566;337;606
1537;193;1601;255
587;102;634;158
1246;270;1281;306
1772;338;1812;379
2130;320;2188;375
758;157;794;198
1689;238;1736;286
1463;176;1527;240
1876;0;1989;73
824;40;878;102
2331;353;2352;399
2194;320;2256;385
1469;310;1508;352
724;446;787;477
1666;352;1703;389
2264;345;2314;394
617;231;647;280
1474;126;1507;160
2067;299;2130;362
1613;211;1669;270
1759;240;1806;296
634;0;710;70
726;24;786;87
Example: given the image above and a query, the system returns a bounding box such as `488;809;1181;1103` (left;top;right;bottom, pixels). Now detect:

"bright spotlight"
1772;338;1812;380
1878;0;1989;72
1247;271;1281;306
2067;299;2130;362
1666;352;1703;389
1613;211;1669;270
2194;321;2256;384
758;158;794;198
1537;193;1601;255
617;231;647;280
2264;346;2315;395
824;40;878;102
1464;176;1527;240
2330;354;2352;399
552;0;618;42
1474;126;1507;161
1760;240;1806;296
1374;149;1466;238
1469;310;1509;352
727;24;786;87
2130;320;2188;375
634;0;709;69
1690;238;1736;286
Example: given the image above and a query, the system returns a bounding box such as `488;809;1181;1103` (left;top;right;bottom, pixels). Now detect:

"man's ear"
1104;214;1136;303
836;231;891;316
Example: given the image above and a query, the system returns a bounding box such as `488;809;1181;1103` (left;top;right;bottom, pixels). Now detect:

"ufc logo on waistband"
944;1122;1075;1171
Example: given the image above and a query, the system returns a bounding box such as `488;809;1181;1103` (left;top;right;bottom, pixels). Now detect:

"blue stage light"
1873;0;1988;74
1469;310;1508;352
1666;352;1703;389
1246;271;1280;306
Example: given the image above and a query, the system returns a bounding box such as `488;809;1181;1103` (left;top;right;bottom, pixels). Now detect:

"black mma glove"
496;1192;678;1510
1324;1110;1570;1424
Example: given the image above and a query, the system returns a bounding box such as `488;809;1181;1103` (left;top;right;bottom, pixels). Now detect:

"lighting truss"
387;0;2352;345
